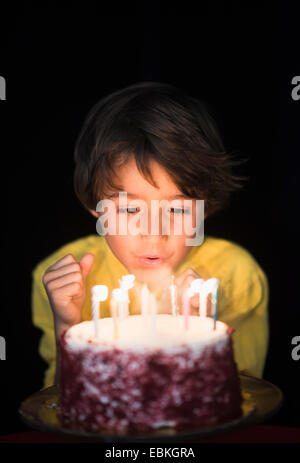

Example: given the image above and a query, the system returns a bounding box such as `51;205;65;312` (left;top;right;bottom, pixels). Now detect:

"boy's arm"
32;265;57;388
220;268;269;379
32;253;95;388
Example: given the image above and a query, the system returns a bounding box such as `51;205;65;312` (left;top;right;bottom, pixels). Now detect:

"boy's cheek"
172;236;194;256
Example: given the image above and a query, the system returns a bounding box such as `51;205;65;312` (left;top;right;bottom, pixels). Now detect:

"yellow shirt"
32;234;269;388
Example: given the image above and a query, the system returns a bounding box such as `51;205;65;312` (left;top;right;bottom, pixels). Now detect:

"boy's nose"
141;233;168;243
140;207;169;240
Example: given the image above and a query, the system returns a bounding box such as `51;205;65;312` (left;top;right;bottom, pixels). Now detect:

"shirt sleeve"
220;265;269;379
31;265;56;388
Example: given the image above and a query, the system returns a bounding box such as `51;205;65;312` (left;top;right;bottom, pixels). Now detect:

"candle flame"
190;278;204;292
119;274;135;291
91;285;108;301
122;274;135;283
112;288;128;302
196;278;219;318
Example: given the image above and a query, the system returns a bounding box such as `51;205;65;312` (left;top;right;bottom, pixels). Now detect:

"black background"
0;1;299;436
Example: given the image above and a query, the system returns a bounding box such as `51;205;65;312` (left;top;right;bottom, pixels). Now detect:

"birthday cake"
59;315;242;434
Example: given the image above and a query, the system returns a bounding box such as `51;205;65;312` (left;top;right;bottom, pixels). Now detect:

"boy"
32;82;269;388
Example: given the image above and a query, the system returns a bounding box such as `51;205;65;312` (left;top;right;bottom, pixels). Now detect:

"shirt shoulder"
188;235;269;316
191;235;267;280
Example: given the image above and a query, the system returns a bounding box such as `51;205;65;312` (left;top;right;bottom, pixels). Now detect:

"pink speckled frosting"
59;315;242;434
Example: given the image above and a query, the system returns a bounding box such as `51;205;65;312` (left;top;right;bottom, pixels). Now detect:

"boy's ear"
89;209;99;219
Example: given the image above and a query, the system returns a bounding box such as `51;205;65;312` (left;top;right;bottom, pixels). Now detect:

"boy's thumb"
79;253;95;281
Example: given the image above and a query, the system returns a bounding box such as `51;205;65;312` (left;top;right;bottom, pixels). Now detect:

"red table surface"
0;425;299;443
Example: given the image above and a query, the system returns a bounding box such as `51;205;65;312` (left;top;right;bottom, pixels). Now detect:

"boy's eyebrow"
107;192;187;199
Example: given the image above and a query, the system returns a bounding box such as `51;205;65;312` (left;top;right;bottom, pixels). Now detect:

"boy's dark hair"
74;82;246;217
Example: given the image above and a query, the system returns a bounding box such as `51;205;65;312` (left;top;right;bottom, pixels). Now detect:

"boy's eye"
118;207;139;214
168;208;191;214
117;206;191;214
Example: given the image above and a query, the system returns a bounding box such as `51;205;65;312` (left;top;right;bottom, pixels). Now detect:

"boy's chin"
131;265;173;289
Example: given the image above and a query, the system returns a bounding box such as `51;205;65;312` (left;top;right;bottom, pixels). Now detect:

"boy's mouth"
138;255;166;266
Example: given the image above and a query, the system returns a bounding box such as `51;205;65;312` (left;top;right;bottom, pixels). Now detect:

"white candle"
182;287;194;331
140;283;150;316
198;278;219;319
149;292;157;336
91;295;99;338
109;297;119;341
169;275;178;316
190;278;204;293
139;283;150;332
91;285;108;338
121;274;135;285
119;274;135;317
190;278;204;316
112;288;128;321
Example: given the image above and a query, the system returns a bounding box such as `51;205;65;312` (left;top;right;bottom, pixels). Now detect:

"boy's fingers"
80;253;95;281
176;272;202;314
50;282;83;305
177;274;200;300
190;293;200;309
43;262;81;284
45;254;76;272
44;253;94;285
182;274;198;289
175;268;200;287
45;272;83;291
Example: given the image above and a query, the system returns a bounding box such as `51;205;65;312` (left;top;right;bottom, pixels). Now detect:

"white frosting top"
64;315;229;354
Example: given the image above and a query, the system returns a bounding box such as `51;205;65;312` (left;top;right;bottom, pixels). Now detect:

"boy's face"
93;157;204;286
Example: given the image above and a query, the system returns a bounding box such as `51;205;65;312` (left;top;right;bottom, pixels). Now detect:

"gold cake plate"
19;375;283;443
